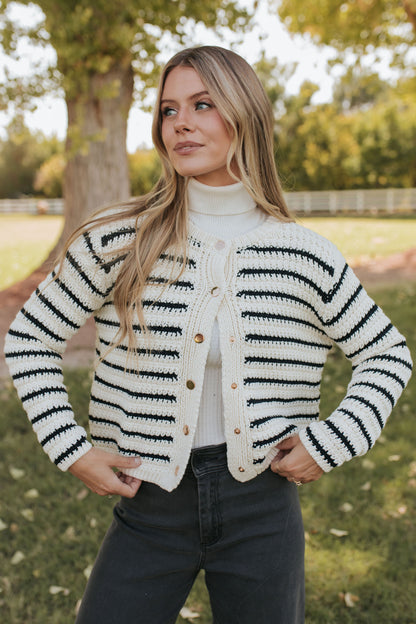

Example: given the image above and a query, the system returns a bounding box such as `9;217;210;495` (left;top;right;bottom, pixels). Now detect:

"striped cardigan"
5;215;412;491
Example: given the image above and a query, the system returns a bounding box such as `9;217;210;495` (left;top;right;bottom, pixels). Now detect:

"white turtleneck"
187;177;266;448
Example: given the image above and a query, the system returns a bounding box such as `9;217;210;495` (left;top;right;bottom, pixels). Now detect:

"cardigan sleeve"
4;230;122;471
299;248;413;472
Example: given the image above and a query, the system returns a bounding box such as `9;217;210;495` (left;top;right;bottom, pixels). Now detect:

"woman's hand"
270;435;323;484
68;448;142;498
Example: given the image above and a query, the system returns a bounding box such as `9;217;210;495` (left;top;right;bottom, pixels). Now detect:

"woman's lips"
173;142;202;155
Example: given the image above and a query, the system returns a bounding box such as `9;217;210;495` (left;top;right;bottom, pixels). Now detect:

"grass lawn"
0;214;416;290
0;215;63;290
0;282;415;623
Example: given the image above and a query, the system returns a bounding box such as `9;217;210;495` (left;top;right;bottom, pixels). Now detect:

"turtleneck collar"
187;177;257;216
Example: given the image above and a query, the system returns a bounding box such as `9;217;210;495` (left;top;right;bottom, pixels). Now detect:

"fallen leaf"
339;502;353;513
83;565;93;580
360;481;372;491
339;592;360;607
10;523;19;533
24;489;39;499
179;606;200;620
64;526;76;540
76;488;88;501
408;461;416;478
49;585;70;596
89;518;97;528
362;459;375;470
388;454;401;462
0;519;8;531
20;509;34;522
330;528;349;537
9;467;25;480
11;551;25;565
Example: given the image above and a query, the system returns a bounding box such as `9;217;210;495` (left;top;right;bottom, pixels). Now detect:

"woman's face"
160;66;237;187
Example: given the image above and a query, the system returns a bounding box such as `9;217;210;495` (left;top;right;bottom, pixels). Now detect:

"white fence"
1;188;416;216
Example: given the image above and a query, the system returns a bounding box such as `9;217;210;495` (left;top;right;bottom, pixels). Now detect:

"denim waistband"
187;443;228;478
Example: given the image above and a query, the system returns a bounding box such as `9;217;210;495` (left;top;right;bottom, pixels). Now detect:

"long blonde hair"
59;45;293;353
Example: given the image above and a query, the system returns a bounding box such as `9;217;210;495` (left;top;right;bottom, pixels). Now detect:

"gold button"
210;286;220;296
194;333;204;343
239;466;245;472
230;336;236;343
186;380;195;390
183;425;190;435
231;382;237;389
234;428;241;435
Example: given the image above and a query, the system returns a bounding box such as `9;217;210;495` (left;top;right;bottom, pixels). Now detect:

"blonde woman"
5;46;412;624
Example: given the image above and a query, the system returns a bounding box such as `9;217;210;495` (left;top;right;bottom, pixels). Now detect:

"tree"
0;1;251;259
0;116;62;198
277;0;415;56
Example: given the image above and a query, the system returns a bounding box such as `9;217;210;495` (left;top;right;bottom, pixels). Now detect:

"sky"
0;0;345;151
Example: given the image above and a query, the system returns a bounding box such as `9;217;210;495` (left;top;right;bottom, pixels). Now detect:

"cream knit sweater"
5;183;412;491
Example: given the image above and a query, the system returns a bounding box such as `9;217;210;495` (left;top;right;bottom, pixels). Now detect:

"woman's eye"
195;101;211;111
162;107;176;117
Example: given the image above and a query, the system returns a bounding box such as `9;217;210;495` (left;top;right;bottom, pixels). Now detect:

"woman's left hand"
270;435;324;484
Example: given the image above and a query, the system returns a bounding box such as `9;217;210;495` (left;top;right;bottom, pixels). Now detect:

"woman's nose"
174;108;194;132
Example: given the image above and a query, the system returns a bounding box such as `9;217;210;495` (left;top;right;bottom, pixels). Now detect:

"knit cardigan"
5;214;412;491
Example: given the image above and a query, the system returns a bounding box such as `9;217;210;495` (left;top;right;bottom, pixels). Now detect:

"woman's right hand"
68;448;142;498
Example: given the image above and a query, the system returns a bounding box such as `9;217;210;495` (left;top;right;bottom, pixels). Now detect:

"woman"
5;46;412;624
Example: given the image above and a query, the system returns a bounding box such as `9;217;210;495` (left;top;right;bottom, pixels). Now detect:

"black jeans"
75;444;305;624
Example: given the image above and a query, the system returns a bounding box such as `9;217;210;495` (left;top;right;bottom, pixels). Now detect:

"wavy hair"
58;46;293;354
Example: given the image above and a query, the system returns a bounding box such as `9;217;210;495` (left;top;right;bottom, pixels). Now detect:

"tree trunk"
46;61;134;267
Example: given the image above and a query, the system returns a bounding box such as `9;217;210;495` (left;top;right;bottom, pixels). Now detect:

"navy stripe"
146;276;194;290
237;268;327;300
4;348;62;360
21;309;65;343
98;338;180;359
347;323;394;359
237;246;334;275
90;414;173;443
324;420;356;456
305;428;337;467
95;373;176;403
99;358;177;381
13;366;61;381
364;352;413;372
35;289;80;330
241;310;324;333
51;272;95;313
236;290;326;325
252;425;297;448
32;405;72;425
356;367;407;388
244;355;324;369
349;381;395;407
21;385;67;403
66;251;111;298
337;407;372;449
250;412;320;428
247;396;318;407
159;253;196;268
54;437;88;466
90;435;170;462
142;300;188;311
244;376;320;387
95;318;182;336
347;394;383;428
335;304;378;343
101;226;136;247
245;334;331;350
41;423;77;447
325;263;349;303
91;395;175;423
324;284;362;327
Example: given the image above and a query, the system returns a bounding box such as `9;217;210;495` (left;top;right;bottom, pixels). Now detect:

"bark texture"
48;61;134;265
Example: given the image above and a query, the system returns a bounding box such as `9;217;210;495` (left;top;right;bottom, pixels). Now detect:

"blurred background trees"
1;1;415;211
